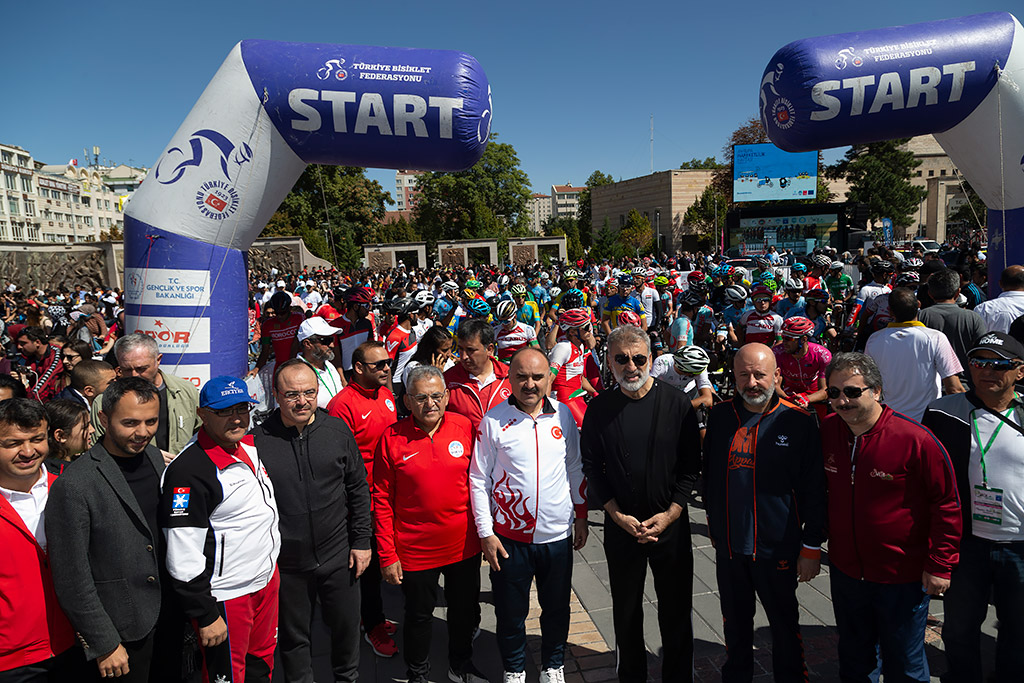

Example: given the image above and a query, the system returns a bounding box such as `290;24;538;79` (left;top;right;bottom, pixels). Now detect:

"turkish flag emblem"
205;194;227;211
174;487;190;494
551;426;563;440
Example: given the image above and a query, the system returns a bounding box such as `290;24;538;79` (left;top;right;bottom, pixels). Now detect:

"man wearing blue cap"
159;376;281;683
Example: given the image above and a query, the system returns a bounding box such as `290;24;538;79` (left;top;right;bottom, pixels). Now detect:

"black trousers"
0;648;87;683
360;538;385;630
278;554;361;683
716;553;806;683
604;515;694;683
400;553;482;678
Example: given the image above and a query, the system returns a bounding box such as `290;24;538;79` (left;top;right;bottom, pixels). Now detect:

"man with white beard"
580;325;702;683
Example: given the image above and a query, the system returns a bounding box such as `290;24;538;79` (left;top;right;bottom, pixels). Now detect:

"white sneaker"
502;672;526;683
539;667;565;683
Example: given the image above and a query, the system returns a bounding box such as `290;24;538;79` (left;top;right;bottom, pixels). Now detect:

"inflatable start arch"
123;41;490;385
759;11;1024;289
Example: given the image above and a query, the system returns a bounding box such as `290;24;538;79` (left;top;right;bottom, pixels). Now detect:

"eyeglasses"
613;353;648;367
969;357;1022;371
209;404;250;417
358;359;391;371
410;391;447;405
826;385;871;400
279;389;318;402
311;336;335;345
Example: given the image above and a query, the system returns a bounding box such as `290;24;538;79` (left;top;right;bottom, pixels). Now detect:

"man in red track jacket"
327;340;399;658
444;318;512;434
820;352;961;683
374;364;485;683
0;398;80;681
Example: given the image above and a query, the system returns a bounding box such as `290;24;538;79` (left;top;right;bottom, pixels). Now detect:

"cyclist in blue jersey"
776;278;807;318
601;287;647;334
720;285;749;330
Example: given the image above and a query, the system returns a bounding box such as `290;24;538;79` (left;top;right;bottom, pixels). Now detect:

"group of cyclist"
278;246;943;433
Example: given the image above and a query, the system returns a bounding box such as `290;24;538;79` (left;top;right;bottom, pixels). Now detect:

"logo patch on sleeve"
171;487;191;516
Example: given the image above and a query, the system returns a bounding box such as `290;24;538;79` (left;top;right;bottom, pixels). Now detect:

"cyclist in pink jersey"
734;284;783;347
773;316;831;420
493;300;538;363
549;308;597;429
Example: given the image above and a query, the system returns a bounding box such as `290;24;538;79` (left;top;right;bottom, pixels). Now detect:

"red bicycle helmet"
558;307;592;330
617;310;643;327
781;316;815;338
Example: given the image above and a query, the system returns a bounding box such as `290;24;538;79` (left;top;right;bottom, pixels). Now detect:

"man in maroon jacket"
820;352;961;683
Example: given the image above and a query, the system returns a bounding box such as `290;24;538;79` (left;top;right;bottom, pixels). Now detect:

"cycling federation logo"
760;63;795;131
154;129;251;222
317;58;348;81
834;47;863;70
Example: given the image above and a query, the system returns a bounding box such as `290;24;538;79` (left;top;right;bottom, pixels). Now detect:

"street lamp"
655;207;661;256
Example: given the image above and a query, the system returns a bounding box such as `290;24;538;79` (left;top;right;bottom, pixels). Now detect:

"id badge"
972;485;1004;526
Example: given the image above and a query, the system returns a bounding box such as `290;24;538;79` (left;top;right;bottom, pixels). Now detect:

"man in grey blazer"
46;376;181;682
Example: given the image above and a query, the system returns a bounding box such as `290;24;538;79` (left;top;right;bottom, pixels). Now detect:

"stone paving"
284;501;1000;682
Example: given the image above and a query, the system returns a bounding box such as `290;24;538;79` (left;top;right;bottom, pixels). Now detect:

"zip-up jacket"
821;408;961;582
253;409;372;572
445;359;512;434
373;412;481;571
159;430;280;627
702;394;827;560
0;472;75;671
327;381;398;489
470;397;587;544
922;391;1024;540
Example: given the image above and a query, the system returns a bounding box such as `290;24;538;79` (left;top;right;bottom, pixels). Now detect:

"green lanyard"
301;357;339;398
971;396;1019;488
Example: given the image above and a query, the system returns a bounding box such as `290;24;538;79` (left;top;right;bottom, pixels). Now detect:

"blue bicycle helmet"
466;298;491;318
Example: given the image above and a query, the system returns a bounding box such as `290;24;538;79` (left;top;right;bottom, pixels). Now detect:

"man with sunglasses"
327;341;399;658
923;332;1024;683
254;359;372;683
296;318;346;408
820;352;961;683
580;325;701;683
702;343;826;683
160;376;280;683
734;284;783;348
373;365;485;683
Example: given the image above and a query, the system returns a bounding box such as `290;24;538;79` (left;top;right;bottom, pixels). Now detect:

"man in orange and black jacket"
703;343;826;683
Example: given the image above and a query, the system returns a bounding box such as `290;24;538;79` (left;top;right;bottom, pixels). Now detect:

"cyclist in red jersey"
548;308;597;429
734;284;783;347
247;290;302;378
773;316;832;421
492;300;538;363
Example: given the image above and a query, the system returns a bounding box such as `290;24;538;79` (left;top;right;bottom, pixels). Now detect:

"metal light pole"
656;208;661;256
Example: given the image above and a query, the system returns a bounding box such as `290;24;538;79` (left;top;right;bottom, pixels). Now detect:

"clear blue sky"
1;0;1002;204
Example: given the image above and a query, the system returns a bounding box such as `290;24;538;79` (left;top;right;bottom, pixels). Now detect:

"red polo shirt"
373;413;481;570
327;381;398;488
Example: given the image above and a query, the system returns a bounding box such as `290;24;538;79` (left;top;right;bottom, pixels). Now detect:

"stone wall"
0;236;331;290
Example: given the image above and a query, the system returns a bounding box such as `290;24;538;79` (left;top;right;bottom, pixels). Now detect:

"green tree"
826;138;927;228
262;165;391;262
543;216;583;260
679;156;724;170
590;217;623;261
413;133;531;246
618;209;653;255
576;170;615;249
683;184;729;243
372;214;420;244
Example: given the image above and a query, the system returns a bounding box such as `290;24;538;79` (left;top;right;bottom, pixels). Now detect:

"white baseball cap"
297;317;342;342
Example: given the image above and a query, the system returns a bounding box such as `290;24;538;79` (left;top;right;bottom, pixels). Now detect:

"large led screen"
733;143;817;202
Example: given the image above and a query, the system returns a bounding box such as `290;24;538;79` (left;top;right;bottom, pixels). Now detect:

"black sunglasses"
359;359;391;371
613;353;648;367
826;385;870;400
969;358;1021;371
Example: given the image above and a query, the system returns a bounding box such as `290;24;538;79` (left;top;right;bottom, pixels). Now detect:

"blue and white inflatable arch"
759;11;1024;291
123;41;490;385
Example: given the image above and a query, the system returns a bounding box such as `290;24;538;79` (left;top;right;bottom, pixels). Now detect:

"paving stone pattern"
283;503;999;682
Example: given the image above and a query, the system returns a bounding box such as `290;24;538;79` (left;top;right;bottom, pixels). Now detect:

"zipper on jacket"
850;435;864;579
218;534;226;576
533;420;540;538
